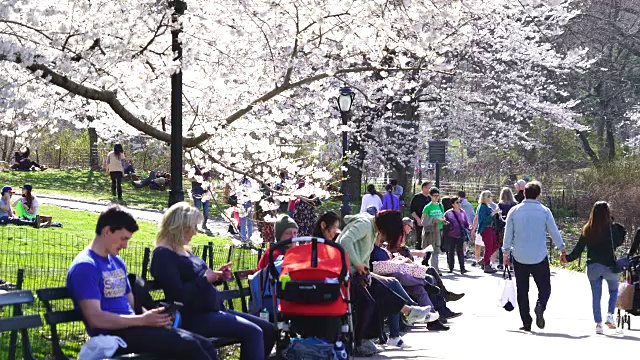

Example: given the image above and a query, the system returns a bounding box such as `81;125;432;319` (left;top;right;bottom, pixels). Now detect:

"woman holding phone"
150;202;275;360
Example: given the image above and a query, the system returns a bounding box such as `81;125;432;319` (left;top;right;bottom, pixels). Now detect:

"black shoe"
446;292;465;302
444;311;462;320
34;215;41;229
535;304;545;329
484;266;497;274
448;269;454;273
427;320;450;331
460;269;468;274
519;325;532;332
497;264;504;270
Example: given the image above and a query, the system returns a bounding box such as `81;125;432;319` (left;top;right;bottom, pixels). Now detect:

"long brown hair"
375;210;403;250
582;201;611;244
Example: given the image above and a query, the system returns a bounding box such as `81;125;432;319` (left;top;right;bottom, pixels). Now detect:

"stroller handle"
267;237;349;282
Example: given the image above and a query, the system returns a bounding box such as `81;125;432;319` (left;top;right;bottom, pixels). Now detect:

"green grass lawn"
31;205;225;246
0;169;226;212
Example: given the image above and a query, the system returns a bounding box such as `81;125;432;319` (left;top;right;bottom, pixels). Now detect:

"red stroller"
267;237;354;355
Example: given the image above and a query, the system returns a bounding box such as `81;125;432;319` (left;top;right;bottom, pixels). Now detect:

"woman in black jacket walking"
566;201;625;335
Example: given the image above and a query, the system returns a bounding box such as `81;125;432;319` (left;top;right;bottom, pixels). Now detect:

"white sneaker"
387;337;410;349
425;310;440;323
406;305;433;324
605;314;616;329
596;323;603;334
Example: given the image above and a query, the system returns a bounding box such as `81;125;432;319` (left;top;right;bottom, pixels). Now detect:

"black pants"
351;274;406;345
110;327;217;359
110;171;123;199
447;237;465;271
182;310;276;360
513;257;551;327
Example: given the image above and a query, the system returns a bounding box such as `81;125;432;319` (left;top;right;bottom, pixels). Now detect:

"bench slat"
0;290;35;306
0;315;43;332
44;309;83;325
36;287;69;302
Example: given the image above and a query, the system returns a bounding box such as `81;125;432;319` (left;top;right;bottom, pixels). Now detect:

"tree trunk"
575;130;599;164
87;116;100;170
88;127;99;170
605;117;616;161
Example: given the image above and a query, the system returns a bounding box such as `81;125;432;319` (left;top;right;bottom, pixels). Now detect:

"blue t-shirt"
66;248;133;336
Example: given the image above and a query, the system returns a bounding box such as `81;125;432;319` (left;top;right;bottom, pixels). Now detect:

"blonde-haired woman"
476;191;500;273
150;202;275;360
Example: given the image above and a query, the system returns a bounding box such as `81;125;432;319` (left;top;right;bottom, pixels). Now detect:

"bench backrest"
36;287;82;360
0;289;42;360
140;245;253;312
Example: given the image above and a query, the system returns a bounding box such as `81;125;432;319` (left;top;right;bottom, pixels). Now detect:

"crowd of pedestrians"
60;175;629;359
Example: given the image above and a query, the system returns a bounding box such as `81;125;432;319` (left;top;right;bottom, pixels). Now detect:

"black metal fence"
0;227;259;359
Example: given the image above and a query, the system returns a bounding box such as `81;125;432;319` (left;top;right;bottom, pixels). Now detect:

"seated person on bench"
151;202;276;360
66;206;217;359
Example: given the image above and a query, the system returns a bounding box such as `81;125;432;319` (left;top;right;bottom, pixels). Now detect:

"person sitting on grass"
0;186;39;228
66;206;217;359
151;202;276;360
12;184;38;221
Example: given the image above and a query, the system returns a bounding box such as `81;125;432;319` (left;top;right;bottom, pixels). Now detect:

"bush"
576;156;640;249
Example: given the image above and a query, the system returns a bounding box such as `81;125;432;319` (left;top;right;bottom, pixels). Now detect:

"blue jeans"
182;310;276;360
372;274;416;339
193;197;210;225
586;263;619;323
240;211;254;241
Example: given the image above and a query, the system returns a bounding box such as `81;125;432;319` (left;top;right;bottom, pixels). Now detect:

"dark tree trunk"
605;117;616;161
87;116;100;170
576;130;599;164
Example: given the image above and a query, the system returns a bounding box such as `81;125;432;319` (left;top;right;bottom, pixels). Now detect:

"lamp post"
168;0;187;207
336;87;355;218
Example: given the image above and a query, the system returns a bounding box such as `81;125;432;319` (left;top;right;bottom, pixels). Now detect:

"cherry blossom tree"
1;0;592;201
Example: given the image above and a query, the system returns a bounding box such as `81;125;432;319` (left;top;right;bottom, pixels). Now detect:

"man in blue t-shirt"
66;206;217;359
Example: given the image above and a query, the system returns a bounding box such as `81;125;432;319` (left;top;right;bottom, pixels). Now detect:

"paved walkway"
12;194;230;236
360;256;640;359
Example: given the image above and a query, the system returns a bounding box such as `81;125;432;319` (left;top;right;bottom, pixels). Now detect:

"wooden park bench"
0;290;43;360
34;244;257;360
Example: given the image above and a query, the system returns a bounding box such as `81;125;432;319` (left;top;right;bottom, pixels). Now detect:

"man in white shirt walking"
503;181;567;331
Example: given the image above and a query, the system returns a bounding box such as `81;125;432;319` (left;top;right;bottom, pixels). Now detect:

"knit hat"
22;184;32;191
275;214;298;241
1;186;12;195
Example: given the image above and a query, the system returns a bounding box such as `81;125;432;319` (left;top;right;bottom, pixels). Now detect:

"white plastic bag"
79;335;127;360
498;269;517;311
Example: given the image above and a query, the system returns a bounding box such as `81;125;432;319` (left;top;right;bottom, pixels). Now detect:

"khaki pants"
422;227;442;271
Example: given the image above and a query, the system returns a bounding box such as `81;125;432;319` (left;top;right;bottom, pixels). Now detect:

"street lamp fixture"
337;86;355;112
335;86;355;219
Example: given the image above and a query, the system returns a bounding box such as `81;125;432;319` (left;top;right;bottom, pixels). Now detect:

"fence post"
207;242;214;269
